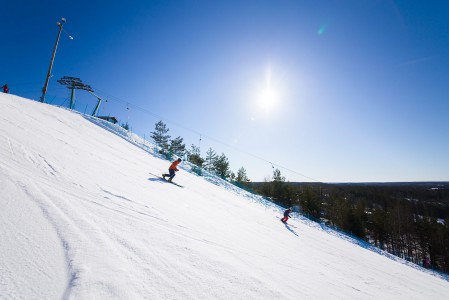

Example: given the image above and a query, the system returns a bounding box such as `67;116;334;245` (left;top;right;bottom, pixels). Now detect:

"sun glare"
259;86;277;111
258;68;279;112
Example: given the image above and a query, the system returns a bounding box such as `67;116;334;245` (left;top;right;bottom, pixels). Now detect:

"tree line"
148;120;449;274
150;120;251;186
251;177;449;274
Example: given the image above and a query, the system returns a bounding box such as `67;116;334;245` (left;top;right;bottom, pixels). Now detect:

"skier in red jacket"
2;84;9;93
163;158;182;182
281;208;292;223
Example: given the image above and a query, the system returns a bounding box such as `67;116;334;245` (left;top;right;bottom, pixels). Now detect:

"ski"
161;177;184;188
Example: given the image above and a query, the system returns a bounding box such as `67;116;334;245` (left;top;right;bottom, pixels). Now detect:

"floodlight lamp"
61;17;66;23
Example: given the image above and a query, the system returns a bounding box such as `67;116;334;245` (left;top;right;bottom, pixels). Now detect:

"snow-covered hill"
1;93;449;299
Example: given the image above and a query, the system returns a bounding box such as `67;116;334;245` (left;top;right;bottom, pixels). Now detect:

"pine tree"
204;148;217;172
325;194;350;229
370;208;391;250
120;122;130;131
169;136;186;158
236;167;251;186
272;168;285;182
258;176;272;197
271;169;291;206
346;201;366;239
299;186;321;220
187;144;204;167
150;120;170;154
213;153;231;179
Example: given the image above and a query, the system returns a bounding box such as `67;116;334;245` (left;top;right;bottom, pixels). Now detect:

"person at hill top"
163;158;182;182
281;208;292;223
2;84;9;93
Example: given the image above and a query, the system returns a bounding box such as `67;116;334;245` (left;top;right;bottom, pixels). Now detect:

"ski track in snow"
21;181;76;297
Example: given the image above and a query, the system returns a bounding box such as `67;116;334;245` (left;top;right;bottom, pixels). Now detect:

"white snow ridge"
1;93;449;299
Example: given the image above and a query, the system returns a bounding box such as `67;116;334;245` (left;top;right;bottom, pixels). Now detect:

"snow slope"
1;93;449;299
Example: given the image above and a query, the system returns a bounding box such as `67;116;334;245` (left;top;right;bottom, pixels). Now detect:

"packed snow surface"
1;93;449;299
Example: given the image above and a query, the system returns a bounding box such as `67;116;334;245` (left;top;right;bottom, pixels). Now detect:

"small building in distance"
97;116;118;124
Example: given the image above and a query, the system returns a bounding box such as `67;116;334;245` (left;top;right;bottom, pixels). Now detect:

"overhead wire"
90;87;322;183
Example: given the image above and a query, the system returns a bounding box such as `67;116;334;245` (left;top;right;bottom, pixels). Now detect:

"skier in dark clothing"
162;158;182;182
2;84;9;93
423;256;431;269
281;208;292;223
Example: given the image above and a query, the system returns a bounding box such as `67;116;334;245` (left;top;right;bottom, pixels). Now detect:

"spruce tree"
150;120;170;154
271;169;290;206
213;153;231;179
187;144;204;167
299;186;321;220
204;148;217;172
259;177;272;197
169;136;186;158
120;122;130;131
236;167;251;186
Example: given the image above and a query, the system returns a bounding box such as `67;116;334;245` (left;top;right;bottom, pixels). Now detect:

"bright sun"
258;68;278;112
259;87;277;111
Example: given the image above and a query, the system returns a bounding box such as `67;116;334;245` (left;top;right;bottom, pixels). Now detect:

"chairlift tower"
89;91;105;117
57;76;93;109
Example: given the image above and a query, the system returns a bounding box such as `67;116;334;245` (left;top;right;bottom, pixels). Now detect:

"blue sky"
2;0;449;182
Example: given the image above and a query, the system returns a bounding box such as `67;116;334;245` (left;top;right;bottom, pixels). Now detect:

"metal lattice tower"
57;76;93;110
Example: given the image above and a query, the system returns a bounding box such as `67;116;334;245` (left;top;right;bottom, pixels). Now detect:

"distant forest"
250;179;449;275
147;120;449;275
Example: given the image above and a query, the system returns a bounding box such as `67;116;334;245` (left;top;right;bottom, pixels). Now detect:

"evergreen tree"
169;136;186;157
258;177;272;197
204;148;217;172
271;169;291;206
150;120;170;154
213;153;231;179
346;201;366;239
325;194;350;229
299;186;322;220
120;122;130;131
236;167;251;186
272;168;285;182
187;144;204;167
370;208;391;250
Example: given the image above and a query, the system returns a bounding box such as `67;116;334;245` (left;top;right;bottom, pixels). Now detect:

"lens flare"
318;25;326;35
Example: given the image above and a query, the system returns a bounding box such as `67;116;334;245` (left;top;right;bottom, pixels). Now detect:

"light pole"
40;17;68;103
